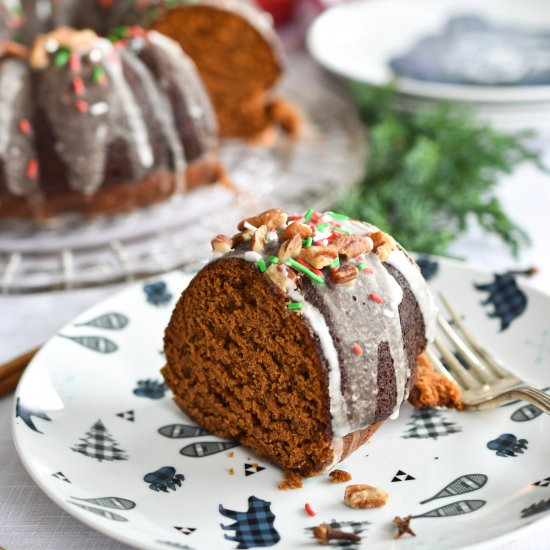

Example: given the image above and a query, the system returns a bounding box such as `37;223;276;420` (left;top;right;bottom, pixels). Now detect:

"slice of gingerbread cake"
163;208;461;477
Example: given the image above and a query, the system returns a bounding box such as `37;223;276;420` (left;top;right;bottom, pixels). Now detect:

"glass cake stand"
0;53;367;294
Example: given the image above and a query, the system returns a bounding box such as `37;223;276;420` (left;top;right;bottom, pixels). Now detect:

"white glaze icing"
288;288;350;437
216;211;437;448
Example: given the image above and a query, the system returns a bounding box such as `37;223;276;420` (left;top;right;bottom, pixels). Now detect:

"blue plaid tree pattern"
220;495;280;549
402;409;461;439
71;419;128;462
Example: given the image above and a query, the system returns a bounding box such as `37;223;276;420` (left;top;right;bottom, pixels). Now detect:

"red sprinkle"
363;267;374;275
18;118;31;135
26;159;38;179
370;292;383;304
296;257;323;277
353;344;363;356
69;53;81;73
305;503;316;517
72;76;85;96
75;99;89;113
289;214;303;221
327;231;339;242
311;212;322;223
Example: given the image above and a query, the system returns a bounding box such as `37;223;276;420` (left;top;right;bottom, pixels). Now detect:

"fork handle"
467;386;550;414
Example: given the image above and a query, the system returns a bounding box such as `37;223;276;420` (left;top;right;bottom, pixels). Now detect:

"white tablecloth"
2;93;550;550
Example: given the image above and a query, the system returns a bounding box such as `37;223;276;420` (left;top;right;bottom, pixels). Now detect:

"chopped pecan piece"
300;246;338;269
344;484;389;509
251;225;268;252
265;264;297;293
238;208;288;231
281;221;313;241
211;234;234;253
331;264;359;286
232;229;255;245
278;234;302;262
330;234;373;259
371;231;396;261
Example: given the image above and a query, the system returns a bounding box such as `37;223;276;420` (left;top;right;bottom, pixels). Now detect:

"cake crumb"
227;451;234;458
278;471;303;490
408;353;464;409
329;469;352;483
229;468;235;476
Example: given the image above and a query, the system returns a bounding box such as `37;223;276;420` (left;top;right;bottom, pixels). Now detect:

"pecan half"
331;264;359;286
251;225;268;252
278;234;302;262
211;234;234;253
344;484;389;509
330;234;373;259
371;231;395;261
300;246;338;269
281;221;313;241
238;208;288;231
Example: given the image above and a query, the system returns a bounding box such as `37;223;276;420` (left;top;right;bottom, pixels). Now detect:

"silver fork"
426;292;550;413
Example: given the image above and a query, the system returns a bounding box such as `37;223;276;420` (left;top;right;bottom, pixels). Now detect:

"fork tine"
436;312;496;385
438;292;512;379
432;336;482;390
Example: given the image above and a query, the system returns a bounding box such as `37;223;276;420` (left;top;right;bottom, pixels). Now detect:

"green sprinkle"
92;67;106;85
257;259;267;273
287;302;302;311
54;48;70;67
302;237;312;248
332;226;351;234
303;208;314;222
316;222;329;232
268;256;279;264
327;211;349;221
330;257;340;268
287;258;325;285
357;262;367;271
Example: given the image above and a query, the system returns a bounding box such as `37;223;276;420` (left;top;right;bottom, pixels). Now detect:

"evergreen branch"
334;84;547;256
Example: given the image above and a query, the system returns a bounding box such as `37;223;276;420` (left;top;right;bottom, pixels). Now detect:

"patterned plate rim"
11;257;550;550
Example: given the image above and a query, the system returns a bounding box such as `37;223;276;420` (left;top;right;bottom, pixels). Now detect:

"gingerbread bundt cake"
151;0;301;138
0;2;219;220
163;208;456;477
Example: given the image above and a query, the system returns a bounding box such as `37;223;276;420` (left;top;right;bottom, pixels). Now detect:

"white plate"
307;0;550;104
12;258;550;550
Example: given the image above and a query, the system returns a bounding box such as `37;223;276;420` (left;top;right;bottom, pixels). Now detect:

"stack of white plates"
307;0;550;128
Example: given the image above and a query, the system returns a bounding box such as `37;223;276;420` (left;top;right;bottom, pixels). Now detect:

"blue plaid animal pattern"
487;434;528;457
144;281;173;306
219;496;280;549
474;274;527;331
144;467;185;493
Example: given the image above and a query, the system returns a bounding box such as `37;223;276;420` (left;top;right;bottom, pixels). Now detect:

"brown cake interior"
163;257;336;475
152;6;281;138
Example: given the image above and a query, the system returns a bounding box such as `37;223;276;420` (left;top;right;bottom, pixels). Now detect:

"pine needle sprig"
335;84;546;256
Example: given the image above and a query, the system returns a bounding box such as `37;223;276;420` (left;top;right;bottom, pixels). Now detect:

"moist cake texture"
163;208;441;476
